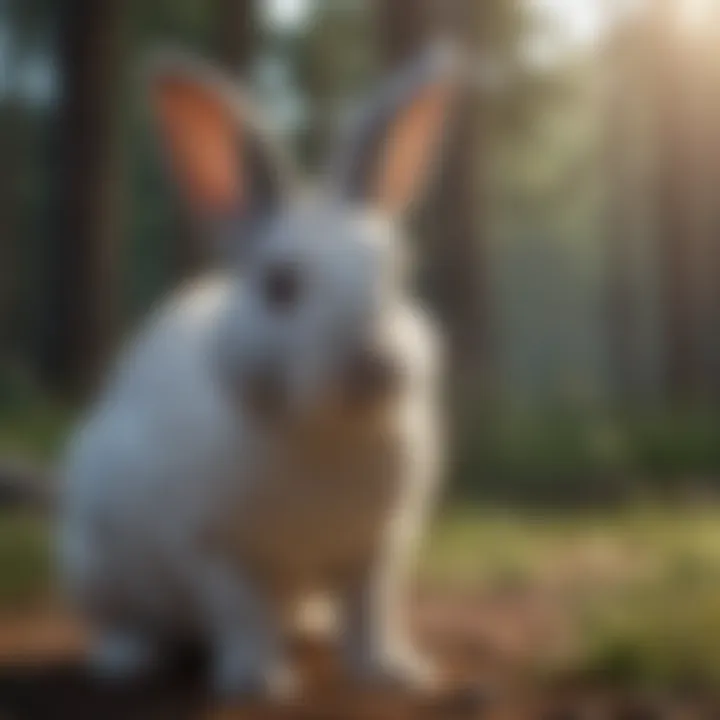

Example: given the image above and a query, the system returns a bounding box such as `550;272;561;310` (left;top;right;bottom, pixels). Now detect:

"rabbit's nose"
345;348;403;401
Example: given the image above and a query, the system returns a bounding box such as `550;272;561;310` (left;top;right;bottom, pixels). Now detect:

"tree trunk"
702;9;720;398
649;0;703;405
603;10;641;403
0;31;24;363
42;0;126;400
215;0;257;74
0;99;19;359
429;92;492;390
374;0;428;68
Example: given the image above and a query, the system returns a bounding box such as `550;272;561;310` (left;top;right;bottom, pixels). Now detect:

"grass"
571;580;720;691
426;505;720;585
425;506;720;692
4;503;720;691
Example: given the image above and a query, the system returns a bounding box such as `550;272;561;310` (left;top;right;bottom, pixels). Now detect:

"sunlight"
266;0;310;30
679;0;716;30
527;0;604;66
534;0;603;45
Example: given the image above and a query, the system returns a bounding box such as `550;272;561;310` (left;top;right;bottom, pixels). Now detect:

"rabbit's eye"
262;263;302;311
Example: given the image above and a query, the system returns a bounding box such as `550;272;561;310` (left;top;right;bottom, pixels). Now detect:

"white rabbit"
57;45;458;700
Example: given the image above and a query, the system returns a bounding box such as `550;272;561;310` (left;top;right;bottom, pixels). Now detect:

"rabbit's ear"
331;43;459;216
148;51;292;219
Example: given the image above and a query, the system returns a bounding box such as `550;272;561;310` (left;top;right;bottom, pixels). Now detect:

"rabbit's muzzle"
243;348;403;421
342;347;403;406
244;365;287;418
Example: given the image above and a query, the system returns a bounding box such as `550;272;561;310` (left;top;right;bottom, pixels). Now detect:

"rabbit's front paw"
351;647;439;694
88;631;159;682
212;650;297;703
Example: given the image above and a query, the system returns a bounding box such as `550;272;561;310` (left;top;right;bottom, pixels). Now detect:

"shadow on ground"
0;636;489;720
4;602;715;719
0;659;208;720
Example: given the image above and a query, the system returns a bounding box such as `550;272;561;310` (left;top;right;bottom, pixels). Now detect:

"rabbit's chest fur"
217;419;405;586
60;278;438;623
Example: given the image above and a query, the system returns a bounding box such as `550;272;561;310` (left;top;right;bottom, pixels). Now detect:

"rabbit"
57;44;459;700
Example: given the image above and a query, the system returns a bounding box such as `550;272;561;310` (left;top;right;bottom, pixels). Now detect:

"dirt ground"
0;595;717;720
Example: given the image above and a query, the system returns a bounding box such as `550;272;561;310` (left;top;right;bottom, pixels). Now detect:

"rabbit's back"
59;276;245;624
66;275;240;499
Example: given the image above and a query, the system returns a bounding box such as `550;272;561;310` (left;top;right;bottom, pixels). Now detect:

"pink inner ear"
374;84;450;213
155;77;242;214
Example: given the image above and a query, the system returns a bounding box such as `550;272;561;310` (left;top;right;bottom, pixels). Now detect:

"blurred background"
3;0;720;708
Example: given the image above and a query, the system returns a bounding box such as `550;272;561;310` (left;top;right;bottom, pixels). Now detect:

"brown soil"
0;597;716;720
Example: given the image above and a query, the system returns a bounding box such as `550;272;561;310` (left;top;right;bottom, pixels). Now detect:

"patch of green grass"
423;509;564;590
425;506;720;690
570;577;720;692
425;504;720;594
424;505;709;587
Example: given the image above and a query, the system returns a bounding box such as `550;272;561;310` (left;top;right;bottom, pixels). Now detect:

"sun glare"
266;0;309;30
679;0;716;30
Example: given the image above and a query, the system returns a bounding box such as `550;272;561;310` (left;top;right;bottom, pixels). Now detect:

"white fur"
58;235;443;696
58;50;451;699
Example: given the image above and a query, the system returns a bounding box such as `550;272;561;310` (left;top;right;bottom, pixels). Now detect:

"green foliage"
627;412;720;483
0;513;50;608
454;408;720;505
0;365;71;460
